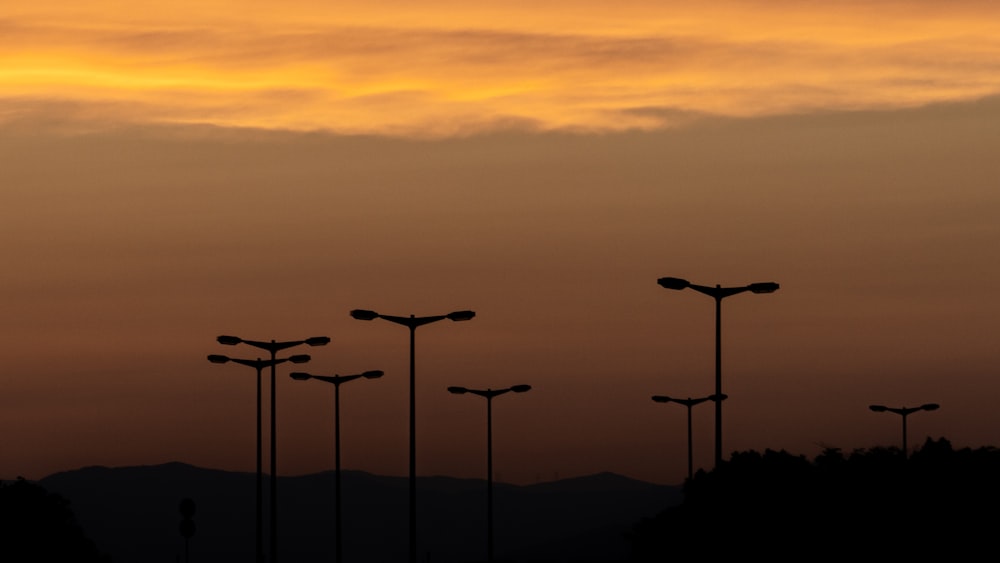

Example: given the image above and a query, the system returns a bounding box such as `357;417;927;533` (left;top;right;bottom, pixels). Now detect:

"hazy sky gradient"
2;2;999;486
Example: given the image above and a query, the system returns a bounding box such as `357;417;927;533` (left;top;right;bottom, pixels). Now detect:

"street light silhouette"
868;403;940;460
207;353;312;563
349;309;474;563
289;369;384;563
448;384;531;563
651;394;727;482
215;334;330;563
657;276;779;467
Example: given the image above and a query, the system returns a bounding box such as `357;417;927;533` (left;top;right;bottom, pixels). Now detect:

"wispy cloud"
3;1;1000;136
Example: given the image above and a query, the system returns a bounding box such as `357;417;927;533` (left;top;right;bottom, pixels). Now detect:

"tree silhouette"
629;439;1000;561
0;478;106;562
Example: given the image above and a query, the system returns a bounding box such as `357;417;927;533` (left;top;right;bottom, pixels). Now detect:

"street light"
868;403;940;460
657;276;778;468
207;353;311;563
448;384;531;563
350;309;474;563
289;370;384;563
216;335;329;563
651;394;727;482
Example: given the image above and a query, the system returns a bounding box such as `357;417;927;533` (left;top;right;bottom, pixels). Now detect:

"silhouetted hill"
40;463;680;562
520;472;659;493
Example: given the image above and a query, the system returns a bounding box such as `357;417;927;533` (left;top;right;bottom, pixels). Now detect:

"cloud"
2;3;1000;136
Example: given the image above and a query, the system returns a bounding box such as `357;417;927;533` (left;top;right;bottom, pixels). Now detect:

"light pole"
651;394;726;482
216;335;330;563
350;309;474;563
657;277;778;468
289;369;384;563
868;403;940;460
207;353;312;563
448;384;531;563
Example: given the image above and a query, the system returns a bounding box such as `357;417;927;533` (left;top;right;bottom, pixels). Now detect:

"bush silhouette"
0;477;106;562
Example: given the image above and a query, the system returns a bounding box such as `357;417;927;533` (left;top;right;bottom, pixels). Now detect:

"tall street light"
868;403;940;460
350;309;474;563
289;369;384;563
216;335;330;563
448;384;531;563
651;394;727;482
657;277;779;468
207;353;311;563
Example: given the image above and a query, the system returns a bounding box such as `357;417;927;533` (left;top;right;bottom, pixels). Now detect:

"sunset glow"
5;1;1000;135
3;1;1000;493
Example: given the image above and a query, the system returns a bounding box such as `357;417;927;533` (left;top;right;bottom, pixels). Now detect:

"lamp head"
289;372;312;381
363;370;384;379
289;354;311;364
749;282;780;294
217;335;242;346
306;336;331;346
350;309;379;321
921;403;940;411
657;277;690;290
447;310;476;322
869;405;888;412
510;385;531;393
448;386;469;395
651;395;673;403
710;394;728;402
207;354;231;364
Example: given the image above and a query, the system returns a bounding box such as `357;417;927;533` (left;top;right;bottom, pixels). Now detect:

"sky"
2;1;1000;487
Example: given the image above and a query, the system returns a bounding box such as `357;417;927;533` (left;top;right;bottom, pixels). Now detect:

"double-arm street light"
290;370;384;563
657;277;779;468
207;353;312;563
349;309;475;563
216;335;330;563
448;385;531;563
651;394;727;482
868;403;940;460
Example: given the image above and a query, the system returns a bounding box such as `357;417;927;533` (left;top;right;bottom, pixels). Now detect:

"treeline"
629;438;1000;560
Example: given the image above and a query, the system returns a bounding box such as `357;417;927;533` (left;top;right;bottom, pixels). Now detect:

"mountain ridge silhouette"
38;462;680;562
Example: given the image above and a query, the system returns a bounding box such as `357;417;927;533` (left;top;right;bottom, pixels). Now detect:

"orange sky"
4;1;1000;134
2;2;1000;487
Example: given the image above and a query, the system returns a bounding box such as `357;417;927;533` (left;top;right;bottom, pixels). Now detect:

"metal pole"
335;382;343;563
686;402;694;482
270;346;278;563
714;290;723;468
256;364;264;563
487;395;494;563
409;322;417;563
902;413;909;461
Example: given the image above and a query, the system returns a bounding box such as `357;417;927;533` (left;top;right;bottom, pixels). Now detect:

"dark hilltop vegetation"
630;437;1000;561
